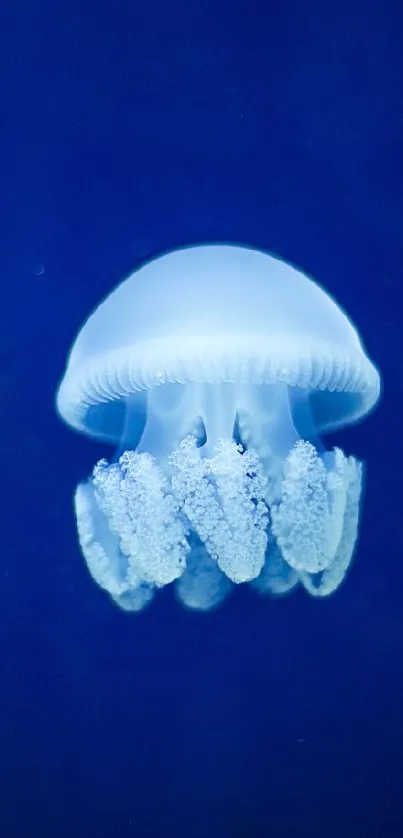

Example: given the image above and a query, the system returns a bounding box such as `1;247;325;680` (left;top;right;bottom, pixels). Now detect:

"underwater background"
1;1;402;836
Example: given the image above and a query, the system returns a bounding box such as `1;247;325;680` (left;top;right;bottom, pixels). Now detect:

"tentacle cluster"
74;435;362;611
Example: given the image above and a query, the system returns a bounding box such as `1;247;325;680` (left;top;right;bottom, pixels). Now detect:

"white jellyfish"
56;244;381;611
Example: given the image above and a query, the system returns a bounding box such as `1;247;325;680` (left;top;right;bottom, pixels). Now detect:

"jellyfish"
56;244;381;612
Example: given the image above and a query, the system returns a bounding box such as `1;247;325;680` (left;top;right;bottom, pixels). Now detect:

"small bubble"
34;263;45;276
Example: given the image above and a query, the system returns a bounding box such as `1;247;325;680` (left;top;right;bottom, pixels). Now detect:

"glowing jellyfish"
56;244;381;611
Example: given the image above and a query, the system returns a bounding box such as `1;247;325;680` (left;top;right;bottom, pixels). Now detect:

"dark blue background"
1;1;402;836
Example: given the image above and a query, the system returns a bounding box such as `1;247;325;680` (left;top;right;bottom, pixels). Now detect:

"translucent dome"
56;244;380;445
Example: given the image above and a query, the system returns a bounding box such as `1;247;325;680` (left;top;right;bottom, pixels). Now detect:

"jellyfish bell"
56;244;381;611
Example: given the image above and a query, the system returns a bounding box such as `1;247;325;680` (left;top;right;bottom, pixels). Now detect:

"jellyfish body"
56;244;381;611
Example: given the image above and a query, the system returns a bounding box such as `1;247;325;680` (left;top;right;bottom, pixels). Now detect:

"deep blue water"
1;1;403;836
